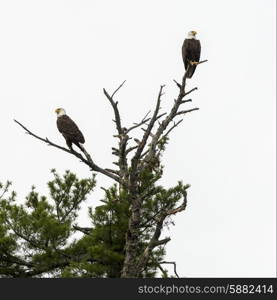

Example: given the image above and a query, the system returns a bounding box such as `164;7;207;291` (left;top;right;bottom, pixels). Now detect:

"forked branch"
143;60;208;164
132;85;165;169
103;80;126;135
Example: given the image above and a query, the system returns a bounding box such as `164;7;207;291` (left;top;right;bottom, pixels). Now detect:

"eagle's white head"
55;108;66;117
187;30;197;39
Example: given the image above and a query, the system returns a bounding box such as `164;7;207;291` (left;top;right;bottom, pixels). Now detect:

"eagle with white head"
55;108;85;151
182;30;201;78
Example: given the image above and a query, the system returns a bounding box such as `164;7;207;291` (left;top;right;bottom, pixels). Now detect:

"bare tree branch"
152;237;171;247
162;119;183;140
14;119;121;184
173;59;207;89
103;81;132;179
185;87;198;96
126;119;151;133
126;110;151;133
180;99;192;104
132;85;165;168
73;225;92;235
105;168;119;175
197;59;208;65
160;261;180;278
142;61;208;166
125;145;138;155
174;108;199;116
103;81;126;135
111;80;126;98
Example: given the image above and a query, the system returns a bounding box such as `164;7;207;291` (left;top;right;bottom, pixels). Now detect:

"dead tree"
15;61;207;277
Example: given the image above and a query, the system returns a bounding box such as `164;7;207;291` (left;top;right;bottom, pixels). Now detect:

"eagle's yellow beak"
55;108;60;114
192;31;197;35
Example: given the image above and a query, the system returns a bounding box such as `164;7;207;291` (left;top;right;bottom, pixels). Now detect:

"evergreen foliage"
0;148;189;277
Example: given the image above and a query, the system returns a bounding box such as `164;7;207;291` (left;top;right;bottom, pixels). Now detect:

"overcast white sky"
0;0;275;277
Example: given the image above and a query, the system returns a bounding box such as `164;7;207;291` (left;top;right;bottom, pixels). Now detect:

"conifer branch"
0;181;12;200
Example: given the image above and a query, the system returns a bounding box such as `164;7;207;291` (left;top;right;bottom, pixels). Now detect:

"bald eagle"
55;108;85;151
182;31;201;78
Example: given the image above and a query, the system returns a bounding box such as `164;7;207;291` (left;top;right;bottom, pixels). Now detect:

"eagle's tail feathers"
77;143;94;164
186;66;196;79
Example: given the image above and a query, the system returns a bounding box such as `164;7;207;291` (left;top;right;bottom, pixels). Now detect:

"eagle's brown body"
182;38;201;78
57;115;85;151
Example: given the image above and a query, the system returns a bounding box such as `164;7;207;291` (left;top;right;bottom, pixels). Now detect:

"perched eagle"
182;31;201;78
55;108;85;151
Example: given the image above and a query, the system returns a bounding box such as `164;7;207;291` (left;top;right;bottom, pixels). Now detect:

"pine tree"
1;62;206;277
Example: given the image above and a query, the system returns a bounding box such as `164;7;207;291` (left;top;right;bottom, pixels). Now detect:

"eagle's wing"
182;39;190;69
182;39;201;78
182;39;201;69
193;39;201;62
57;115;85;143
